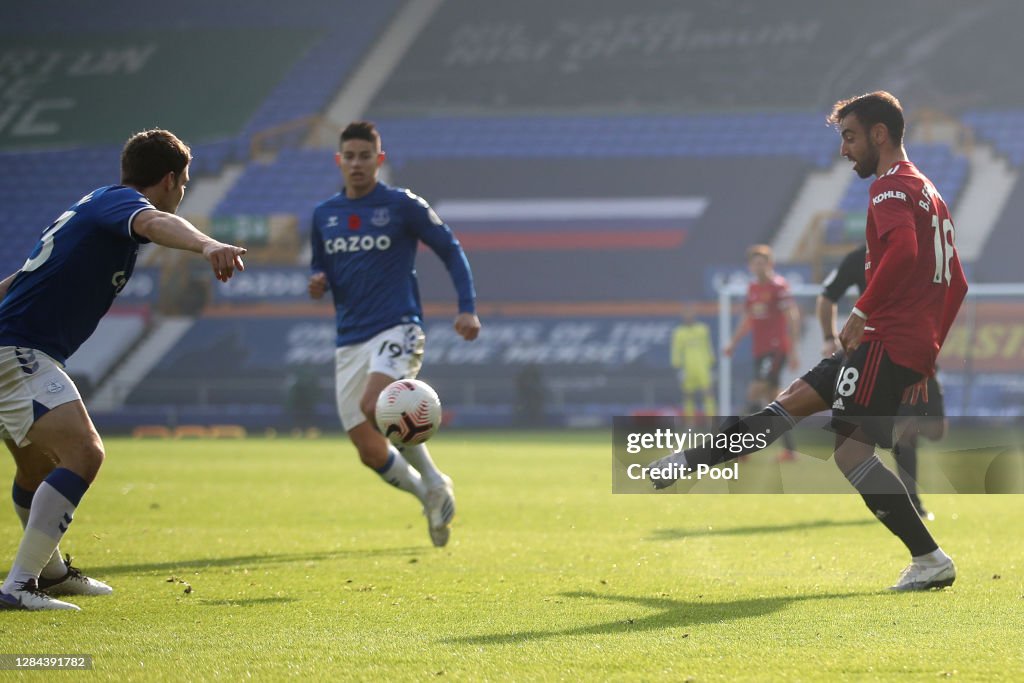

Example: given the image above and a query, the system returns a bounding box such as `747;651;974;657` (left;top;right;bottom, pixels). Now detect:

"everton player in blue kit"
0;129;246;610
308;121;480;547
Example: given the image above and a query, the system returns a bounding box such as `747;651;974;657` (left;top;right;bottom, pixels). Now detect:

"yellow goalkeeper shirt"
671;323;714;377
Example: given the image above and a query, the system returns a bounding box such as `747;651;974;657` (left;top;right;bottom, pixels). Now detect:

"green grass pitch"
1;432;1022;681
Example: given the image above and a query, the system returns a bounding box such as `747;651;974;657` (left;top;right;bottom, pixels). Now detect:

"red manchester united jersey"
745;275;793;356
858;161;967;375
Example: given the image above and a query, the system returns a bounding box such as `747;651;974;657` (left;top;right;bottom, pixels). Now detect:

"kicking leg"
650;376;828;488
764;381;797;461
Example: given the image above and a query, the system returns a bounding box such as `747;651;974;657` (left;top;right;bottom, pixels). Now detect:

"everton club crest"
371;208;390;227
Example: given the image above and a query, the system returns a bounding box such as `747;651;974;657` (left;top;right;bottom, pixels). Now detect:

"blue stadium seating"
963;110;1024;166
373;114;838;169
827;143;968;244
0;147;121;273
213;148;341;220
0;0;400;274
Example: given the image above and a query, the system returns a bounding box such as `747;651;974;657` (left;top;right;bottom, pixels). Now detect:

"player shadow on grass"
197;597;299;607
649;518;874;541
447;590;864;646
81;546;425;576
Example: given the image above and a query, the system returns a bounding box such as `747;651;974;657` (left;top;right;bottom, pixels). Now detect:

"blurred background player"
0;129;246;610
308;121;480;548
670;302;716;418
819;244;946;519
723;245;800;461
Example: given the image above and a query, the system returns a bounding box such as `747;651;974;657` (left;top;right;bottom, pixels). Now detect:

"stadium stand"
374;114;837;168
963;111;1024;166
973;179;1024;281
0;0;400;275
213;149;342;220
369;0;1024;115
826;143;969;244
5;0;1024;429
64;311;149;397
0;147;121;275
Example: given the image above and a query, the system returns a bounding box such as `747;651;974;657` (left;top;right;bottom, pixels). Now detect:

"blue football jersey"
0;186;153;363
310;182;476;346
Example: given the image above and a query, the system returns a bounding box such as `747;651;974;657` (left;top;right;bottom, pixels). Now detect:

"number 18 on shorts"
831;340;921;448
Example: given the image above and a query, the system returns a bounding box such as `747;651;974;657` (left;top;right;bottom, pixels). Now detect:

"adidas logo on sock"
832;398;845;410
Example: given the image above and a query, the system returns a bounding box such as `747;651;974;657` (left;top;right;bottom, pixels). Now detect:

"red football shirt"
745;275;793;356
857;161;968;375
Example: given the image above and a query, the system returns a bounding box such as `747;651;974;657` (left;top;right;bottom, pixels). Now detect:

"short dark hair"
747;244;773;262
120;129;191;188
340;120;381;148
828;91;905;145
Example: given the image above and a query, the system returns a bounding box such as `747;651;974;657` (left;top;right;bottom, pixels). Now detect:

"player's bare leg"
363;373;454;546
650;378;827;488
833;427;954;590
774;377;829;415
355;373;453;547
1;401;104;610
363;373;445;487
348;421;425;497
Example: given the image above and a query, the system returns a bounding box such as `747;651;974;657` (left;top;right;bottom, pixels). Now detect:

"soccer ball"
375;378;442;447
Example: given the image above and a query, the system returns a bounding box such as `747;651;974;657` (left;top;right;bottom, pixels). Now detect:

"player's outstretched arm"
133;210;246;282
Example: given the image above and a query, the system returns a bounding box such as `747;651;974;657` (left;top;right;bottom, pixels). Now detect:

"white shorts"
0;346;82;447
335;324;425;430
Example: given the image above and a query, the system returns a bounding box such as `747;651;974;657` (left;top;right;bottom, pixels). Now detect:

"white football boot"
889;557;956;591
0;578;81;611
38;556;113;597
424;475;456;547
